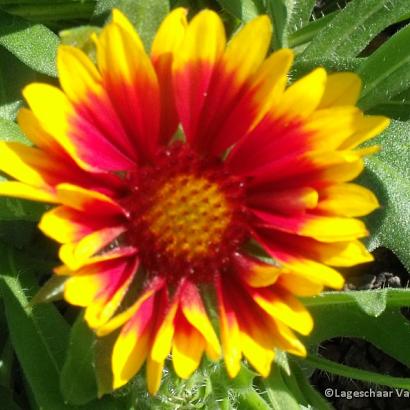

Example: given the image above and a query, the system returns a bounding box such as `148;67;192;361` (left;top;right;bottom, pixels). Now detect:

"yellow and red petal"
232;253;282;288
255;230;345;289
23;83;133;172
58;45;140;167
172;310;206;379
151;8;188;144
112;287;157;389
95;10;160;162
55;183;125;216
59;225;126;270
173;10;226;150
39;206;115;243
247;187;318;216
180;280;221;359
149;289;179;363
64;255;138;328
96;276;165;336
0;181;56;203
215;277;241;378
247;286;313;335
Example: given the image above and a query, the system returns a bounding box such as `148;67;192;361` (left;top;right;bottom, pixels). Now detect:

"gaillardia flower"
0;8;389;394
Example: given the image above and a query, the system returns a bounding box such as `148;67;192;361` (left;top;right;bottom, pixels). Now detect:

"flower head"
0;8;389;394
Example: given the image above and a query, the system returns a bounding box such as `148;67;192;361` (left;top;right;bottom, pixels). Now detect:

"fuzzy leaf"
358;24;410;111
216;0;261;21
303;289;410;368
302;0;410;59
359;120;410;271
0;245;70;409
0;9;59;77
60;315;98;405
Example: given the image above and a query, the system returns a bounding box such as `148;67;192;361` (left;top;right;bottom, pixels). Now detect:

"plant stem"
305;355;410;390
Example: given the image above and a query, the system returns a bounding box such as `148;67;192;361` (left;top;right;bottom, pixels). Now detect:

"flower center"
143;174;232;260
126;143;247;283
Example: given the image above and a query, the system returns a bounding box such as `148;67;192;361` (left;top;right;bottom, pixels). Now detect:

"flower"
0;8;389;395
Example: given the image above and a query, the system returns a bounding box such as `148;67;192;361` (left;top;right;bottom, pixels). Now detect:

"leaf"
93;0;169;50
0;118;29;144
358;120;410;271
0;245;71;409
288;11;338;49
302;0;410;59
3;2;95;24
286;0;316;35
262;363;301;410
303;354;410;390
0;386;22;410
303;288;410;317
358;24;410;111
0;9;59;77
367;83;410;121
302;290;410;369
289;360;333;410
215;0;261;21
0;46;36;121
60;315;98;405
0;339;13;389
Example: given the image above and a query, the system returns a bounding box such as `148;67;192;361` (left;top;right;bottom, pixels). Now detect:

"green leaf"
286;0;316;35
304;354;410;390
0;339;14;389
358;120;410;270
60;315;98;405
358;24;410;111
302;0;410;59
0;46;36;121
262;363;301;410
0;117;29;144
215;0;261;21
303;288;410;317
367;83;410;121
0;245;71;409
93;0;169;50
289;360;333;410
302;290;410;369
288;11;338;49
3;2;95;24
265;0;288;49
0;9;59;77
0;386;22;410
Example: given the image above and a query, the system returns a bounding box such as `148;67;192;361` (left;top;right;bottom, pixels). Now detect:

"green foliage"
0;0;409;409
301;0;410;59
300;289;410;389
358;24;410;113
359;120;410;271
0;9;59;77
